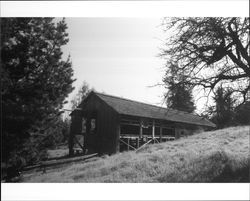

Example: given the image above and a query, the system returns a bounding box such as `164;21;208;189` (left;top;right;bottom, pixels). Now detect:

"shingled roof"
93;92;216;128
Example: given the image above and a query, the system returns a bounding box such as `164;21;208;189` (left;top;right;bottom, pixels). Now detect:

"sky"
61;17;208;115
62;18;167;109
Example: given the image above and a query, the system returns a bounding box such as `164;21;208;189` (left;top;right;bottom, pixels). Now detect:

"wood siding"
70;92;213;155
81;94;120;154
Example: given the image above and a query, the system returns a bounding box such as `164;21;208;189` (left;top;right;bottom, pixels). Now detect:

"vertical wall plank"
160;126;163;142
139;118;143;138
115;118;120;153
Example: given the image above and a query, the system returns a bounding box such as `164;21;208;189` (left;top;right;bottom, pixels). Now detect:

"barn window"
82;118;86;133
162;128;175;137
142;126;152;135
155;127;160;136
90;119;96;132
121;124;140;135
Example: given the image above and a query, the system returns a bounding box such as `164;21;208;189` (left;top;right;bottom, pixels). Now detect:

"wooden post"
127;138;130;151
69;116;75;156
152;120;155;144
68;130;74;156
84;118;91;153
160;126;163;143
139;118;143;138
137;137;140;148
116;123;120;153
152;120;155;139
174;128;179;139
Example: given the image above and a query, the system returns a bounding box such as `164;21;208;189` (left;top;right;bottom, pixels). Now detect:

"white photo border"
1;1;250;201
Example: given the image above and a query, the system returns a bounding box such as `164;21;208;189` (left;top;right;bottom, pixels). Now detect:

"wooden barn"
69;91;216;155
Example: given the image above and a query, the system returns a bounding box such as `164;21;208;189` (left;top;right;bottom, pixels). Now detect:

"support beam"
119;138;136;150
84;118;91;152
116;123;120;153
160;127;163;142
68;116;75;156
137;138;140;148
68;130;74;156
152;119;155;139
139;118;143;138
120;122;140;127
74;136;84;151
136;138;154;152
127;138;130;151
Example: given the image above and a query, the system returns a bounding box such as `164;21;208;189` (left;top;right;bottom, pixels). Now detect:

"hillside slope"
22;126;250;182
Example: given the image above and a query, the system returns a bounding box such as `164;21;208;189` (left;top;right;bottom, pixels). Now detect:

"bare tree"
160;17;250;105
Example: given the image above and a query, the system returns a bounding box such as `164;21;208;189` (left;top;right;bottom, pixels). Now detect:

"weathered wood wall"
70;93;210;155
80;94;120;155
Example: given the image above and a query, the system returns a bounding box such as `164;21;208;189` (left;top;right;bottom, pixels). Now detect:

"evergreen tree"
211;87;235;128
1;18;74;166
163;62;196;113
234;101;250;125
70;81;91;110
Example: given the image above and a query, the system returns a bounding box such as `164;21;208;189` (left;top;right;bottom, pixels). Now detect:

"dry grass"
22;126;250;182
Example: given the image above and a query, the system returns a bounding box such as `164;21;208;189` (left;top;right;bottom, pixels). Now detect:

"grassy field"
22;126;250;182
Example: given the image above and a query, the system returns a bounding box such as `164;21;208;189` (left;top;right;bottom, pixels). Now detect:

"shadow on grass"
212;162;250;183
157;151;250;183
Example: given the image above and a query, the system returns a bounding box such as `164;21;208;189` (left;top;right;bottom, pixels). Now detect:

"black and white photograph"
1;0;250;200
